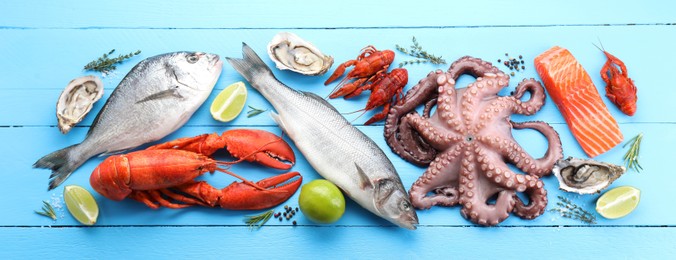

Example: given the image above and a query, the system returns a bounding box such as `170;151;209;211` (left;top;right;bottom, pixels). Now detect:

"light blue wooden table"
1;0;674;258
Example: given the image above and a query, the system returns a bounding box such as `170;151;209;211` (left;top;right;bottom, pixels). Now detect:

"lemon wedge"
210;81;248;122
596;186;640;219
64;185;99;225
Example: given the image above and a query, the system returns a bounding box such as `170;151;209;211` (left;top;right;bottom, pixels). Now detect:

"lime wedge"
210;81;248;122
596;186;640;219
64;185;99;225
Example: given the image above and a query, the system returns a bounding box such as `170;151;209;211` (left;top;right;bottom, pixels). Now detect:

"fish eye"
401;201;411;211
187;54;199;64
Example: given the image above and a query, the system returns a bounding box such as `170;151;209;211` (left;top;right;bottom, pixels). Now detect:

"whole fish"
35;52;223;190
227;43;418;229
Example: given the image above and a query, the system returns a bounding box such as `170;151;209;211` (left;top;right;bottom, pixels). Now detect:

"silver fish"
35;52;223;190
227;43;418;229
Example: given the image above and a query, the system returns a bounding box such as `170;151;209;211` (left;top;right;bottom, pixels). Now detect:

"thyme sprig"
623;133;643;173
35;200;57;221
395;36;446;68
549;196;597;224
243;209;274;230
247;105;267;118
84;49;142;73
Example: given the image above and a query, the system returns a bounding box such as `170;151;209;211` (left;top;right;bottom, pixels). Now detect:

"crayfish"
325;45;408;125
595;42;638;116
89;129;302;210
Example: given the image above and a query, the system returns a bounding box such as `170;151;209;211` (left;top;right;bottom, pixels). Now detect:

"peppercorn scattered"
292;221;297;226
500;53;526;73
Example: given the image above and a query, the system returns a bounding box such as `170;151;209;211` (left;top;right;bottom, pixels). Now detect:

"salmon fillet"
534;46;623;157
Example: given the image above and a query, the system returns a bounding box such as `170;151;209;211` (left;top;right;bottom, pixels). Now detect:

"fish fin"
34;144;88;190
136;86;183;103
355;163;374;189
302;91;341;114
226;43;276;92
99;148;131;157
270;111;288;133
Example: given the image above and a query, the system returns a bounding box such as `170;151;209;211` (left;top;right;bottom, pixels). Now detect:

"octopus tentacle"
509;121;563;177
512;183;548;219
510;78;546;115
409;145;464;209
385;70;449;166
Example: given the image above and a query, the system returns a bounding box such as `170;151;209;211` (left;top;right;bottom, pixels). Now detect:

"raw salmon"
534;46;623;157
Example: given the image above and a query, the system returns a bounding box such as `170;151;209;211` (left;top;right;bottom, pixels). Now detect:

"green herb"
35;200;57;221
549;196;596;224
244;209;274;230
623;133;643;173
84;49;142;73
395;36;446;68
247;105;267;118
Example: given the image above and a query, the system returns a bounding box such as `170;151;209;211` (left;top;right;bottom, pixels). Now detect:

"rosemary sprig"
623;133;643;173
549;196;597;224
244;209;274;230
84;49;142;73
247;105;267;118
395;36;447;68
35;200;57;221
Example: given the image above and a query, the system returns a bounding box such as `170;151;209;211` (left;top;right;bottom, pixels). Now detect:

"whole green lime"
298;179;345;224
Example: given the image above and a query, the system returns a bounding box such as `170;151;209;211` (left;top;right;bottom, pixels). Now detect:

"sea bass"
35;52;223;189
227;43;418;229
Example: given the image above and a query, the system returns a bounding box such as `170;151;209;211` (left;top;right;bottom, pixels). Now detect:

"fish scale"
227;43;419;229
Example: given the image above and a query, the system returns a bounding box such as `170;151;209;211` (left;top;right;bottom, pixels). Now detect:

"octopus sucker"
384;56;563;226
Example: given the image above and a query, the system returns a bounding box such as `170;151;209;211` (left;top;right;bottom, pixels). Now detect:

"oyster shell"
552;157;626;194
267;32;333;75
56;75;104;134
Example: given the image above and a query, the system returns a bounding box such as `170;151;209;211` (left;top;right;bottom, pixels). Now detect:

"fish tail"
33;144;91;190
226;42;276;92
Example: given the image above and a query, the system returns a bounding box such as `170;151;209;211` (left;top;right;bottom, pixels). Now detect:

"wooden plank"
0;0;673;28
0;226;672;258
1;26;673;125
3;123;669;226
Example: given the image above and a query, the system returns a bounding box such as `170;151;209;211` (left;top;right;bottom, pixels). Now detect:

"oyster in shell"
56;75;104;134
552;157;626;194
267;32;333;75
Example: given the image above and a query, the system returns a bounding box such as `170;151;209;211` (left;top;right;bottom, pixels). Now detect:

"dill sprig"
84;49;142;73
623;133;643;173
395;36;446;68
35;200;57;221
549;196;597;224
243;209;274;230
247;105;267;118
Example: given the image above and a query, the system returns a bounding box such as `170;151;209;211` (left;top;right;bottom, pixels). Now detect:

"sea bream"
35;52;223;190
227;43;418;229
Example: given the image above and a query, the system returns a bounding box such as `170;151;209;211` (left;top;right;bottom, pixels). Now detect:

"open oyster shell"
56;75;104;134
267;32;333;75
552;157;626;194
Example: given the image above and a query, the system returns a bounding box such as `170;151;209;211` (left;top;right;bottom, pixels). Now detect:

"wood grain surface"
1;0;674;258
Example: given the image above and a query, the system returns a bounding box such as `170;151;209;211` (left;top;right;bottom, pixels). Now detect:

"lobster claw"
222;129;296;170
146;129;295;170
176;171;303;210
218;171;303;210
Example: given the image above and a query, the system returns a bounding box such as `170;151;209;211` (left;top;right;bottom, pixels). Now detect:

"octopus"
384;56;563;226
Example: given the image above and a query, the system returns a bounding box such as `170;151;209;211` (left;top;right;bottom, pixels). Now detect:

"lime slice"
298;179;345;224
64;185;99;225
596;186;640;219
210;81;248;122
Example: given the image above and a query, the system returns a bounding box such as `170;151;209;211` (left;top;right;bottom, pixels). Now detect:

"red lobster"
89;129;302;210
596;44;638;116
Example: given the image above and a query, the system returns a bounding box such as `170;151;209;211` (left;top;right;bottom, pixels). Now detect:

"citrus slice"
210;81;248;122
298;179;345;224
596;186;640;219
64;185;99;225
